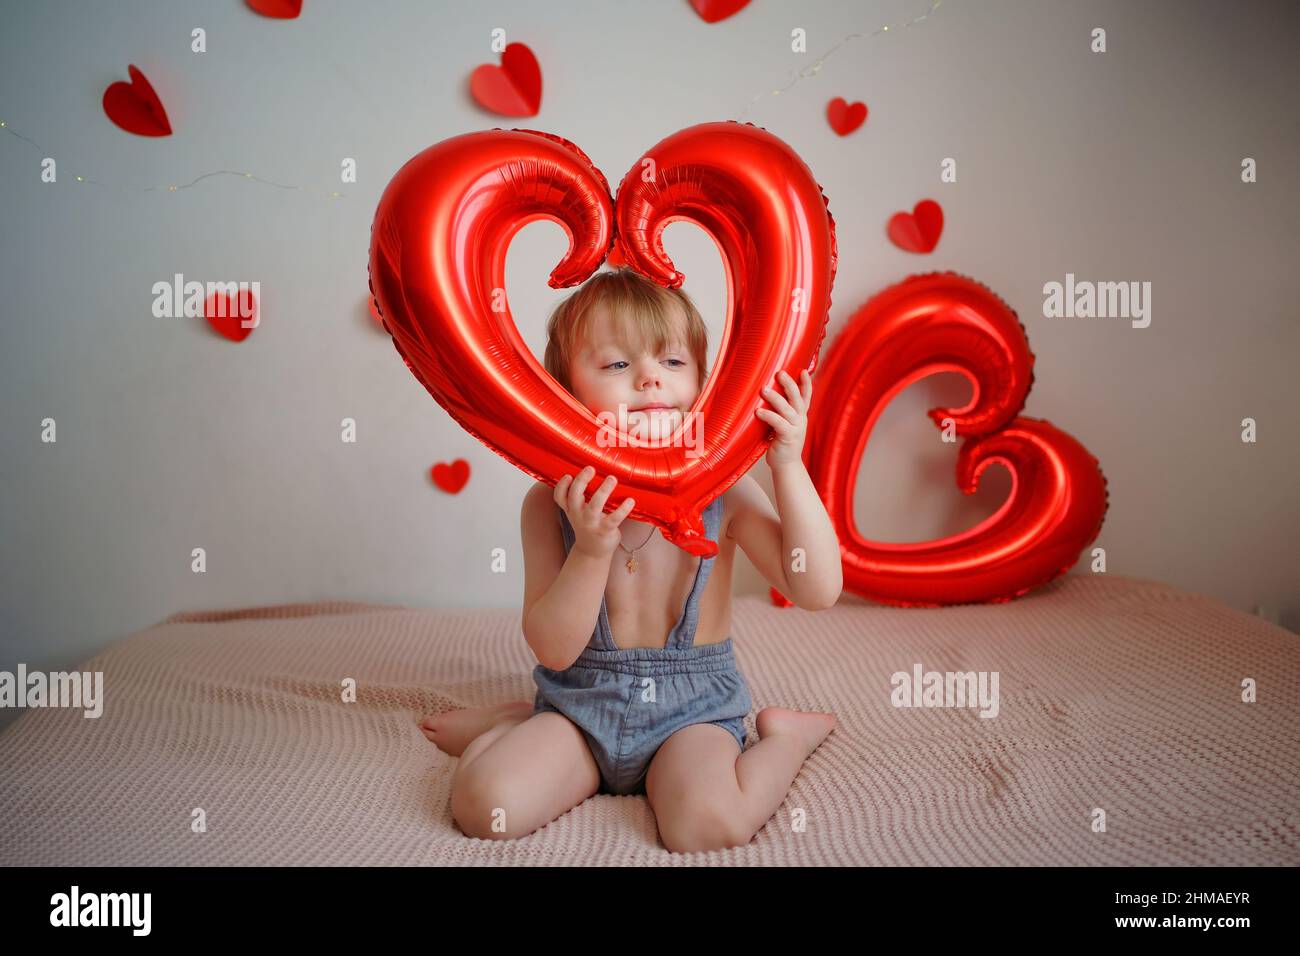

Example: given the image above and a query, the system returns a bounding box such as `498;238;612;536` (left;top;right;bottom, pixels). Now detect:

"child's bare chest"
602;534;734;650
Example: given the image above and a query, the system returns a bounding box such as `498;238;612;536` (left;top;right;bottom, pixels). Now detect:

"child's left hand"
756;369;812;468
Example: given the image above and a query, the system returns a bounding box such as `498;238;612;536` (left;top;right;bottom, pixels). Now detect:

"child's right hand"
555;466;636;560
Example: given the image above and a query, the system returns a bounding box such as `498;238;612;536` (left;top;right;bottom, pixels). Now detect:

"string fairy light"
2;1;943;196
735;0;944;122
0;118;346;199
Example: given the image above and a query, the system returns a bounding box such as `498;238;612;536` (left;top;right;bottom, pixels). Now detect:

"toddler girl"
422;268;841;853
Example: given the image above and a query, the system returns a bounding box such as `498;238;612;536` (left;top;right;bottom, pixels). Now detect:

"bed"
1;573;1296;865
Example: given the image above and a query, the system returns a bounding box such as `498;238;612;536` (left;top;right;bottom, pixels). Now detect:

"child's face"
568;306;700;421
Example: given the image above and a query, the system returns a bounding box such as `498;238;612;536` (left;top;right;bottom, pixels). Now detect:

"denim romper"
532;494;753;796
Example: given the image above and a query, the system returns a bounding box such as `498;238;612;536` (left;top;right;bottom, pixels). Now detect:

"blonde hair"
543;268;708;395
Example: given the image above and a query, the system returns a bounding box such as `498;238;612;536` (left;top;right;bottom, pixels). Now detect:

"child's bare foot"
420;701;534;756
755;706;837;758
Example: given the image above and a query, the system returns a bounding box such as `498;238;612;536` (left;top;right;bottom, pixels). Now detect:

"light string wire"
0;117;346;199
735;0;944;122
1;0;942;198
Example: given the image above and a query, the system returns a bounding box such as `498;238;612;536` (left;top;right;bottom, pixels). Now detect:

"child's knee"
450;775;535;840
657;797;750;853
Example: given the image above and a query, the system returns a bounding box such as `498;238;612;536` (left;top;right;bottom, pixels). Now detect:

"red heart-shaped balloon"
805;272;1108;606
826;97;867;136
888;199;943;253
369;122;837;557
205;289;258;342
430;459;471;494
470;43;542;117
690;0;752;23
102;65;172;137
605;236;628;268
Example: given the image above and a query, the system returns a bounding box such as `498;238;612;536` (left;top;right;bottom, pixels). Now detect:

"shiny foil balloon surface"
804;272;1109;605
369;122;837;556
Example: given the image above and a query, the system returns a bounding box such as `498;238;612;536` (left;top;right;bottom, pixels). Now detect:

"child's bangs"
544;267;709;393
593;291;686;357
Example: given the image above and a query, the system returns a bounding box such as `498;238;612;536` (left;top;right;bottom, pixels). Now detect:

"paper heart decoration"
102;65;172;137
205;289;258;342
826;97;867;136
888;199;943;253
804;272;1108;606
369;122;837;556
690;0;752;23
470;43;542;117
430;459;471;494
246;0;302;17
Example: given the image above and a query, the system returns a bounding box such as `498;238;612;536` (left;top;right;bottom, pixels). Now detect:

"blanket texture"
1;574;1296;865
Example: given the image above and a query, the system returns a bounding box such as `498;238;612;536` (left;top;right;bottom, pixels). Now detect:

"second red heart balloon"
804;272;1108;606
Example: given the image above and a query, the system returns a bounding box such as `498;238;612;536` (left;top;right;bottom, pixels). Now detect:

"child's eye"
665;358;686;367
603;361;628;371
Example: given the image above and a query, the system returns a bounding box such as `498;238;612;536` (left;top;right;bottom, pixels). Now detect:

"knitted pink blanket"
1;574;1295;864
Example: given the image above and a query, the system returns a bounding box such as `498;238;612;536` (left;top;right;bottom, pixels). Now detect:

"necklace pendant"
625;557;637;574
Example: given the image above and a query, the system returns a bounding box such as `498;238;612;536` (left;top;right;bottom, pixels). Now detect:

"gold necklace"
618;523;656;574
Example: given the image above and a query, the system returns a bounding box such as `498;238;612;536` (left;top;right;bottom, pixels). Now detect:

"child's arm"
520;469;635;670
727;370;843;610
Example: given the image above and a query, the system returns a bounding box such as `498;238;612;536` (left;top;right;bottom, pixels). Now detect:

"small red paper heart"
205;289;258;342
690;0;751;23
888;199;944;253
430;459;470;494
470;43;542;117
826;97;867;136
102;65;172;137
246;0;302;17
769;586;794;608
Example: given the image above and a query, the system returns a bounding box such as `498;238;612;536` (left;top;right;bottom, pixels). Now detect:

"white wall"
3;0;1298;730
